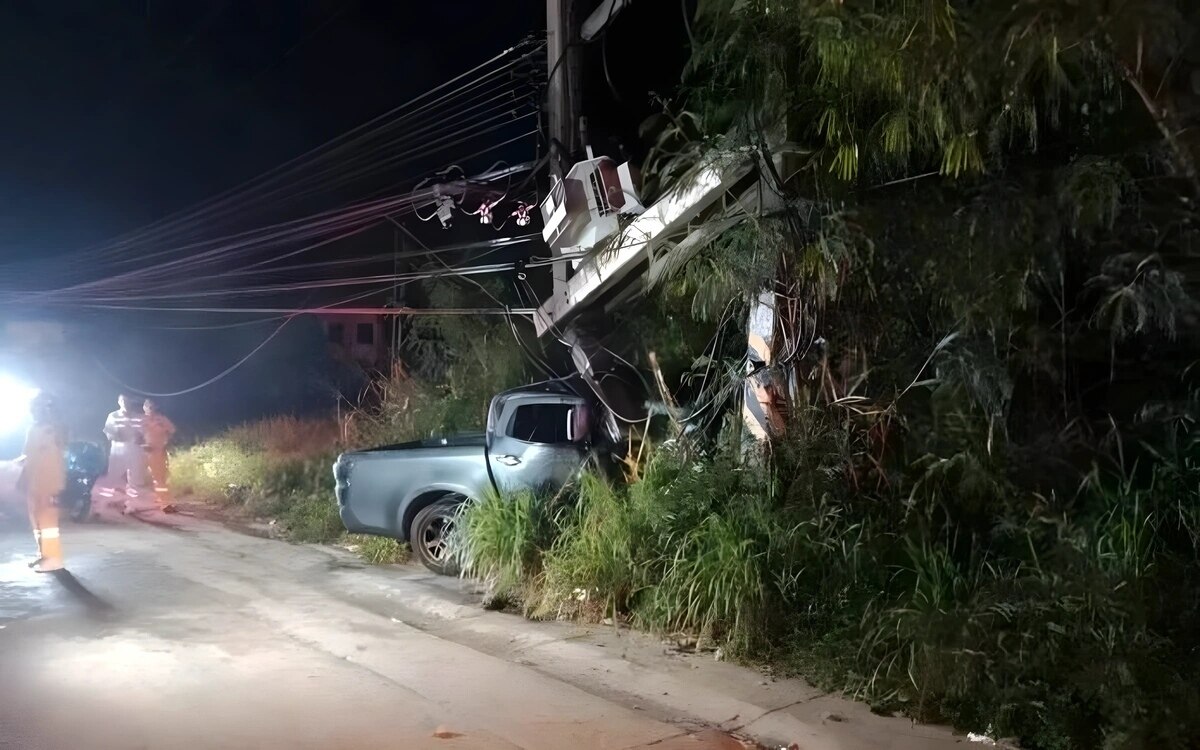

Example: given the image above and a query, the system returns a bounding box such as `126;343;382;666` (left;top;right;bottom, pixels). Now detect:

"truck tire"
410;497;463;576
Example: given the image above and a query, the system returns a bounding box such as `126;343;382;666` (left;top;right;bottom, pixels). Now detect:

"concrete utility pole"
546;0;582;299
393;229;404;357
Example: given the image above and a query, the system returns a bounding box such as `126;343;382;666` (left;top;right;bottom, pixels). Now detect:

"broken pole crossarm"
581;0;632;41
534;154;754;337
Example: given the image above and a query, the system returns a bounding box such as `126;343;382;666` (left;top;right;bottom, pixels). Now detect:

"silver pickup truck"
334;382;596;574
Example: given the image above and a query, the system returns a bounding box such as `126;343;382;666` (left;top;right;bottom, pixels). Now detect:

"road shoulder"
310;543;966;750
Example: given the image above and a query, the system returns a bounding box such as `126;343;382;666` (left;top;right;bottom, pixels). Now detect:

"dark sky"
0;0;542;258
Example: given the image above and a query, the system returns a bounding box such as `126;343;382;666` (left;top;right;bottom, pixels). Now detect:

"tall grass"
536;473;643;620
457;488;563;604
173;416;344;503
457;430;1200;749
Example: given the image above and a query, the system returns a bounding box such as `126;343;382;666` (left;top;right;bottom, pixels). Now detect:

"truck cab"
484;385;594;495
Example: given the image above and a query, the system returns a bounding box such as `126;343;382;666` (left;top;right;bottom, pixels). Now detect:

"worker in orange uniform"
142;398;177;513
20;392;68;573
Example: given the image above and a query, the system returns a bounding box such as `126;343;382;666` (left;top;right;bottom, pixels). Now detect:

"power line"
79;304;537;316
0;41;545;293
91;42;540;255
92;316;296;398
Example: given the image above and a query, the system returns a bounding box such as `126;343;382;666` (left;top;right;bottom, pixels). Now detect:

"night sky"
0;0;541;257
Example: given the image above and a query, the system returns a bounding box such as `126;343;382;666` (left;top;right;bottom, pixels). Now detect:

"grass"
343;534;411;565
456;434;1200;749
171;416;353;547
172;416;343;503
456;488;564;606
172;437;271;503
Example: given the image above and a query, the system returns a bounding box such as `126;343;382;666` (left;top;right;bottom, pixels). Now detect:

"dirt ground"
0;493;965;750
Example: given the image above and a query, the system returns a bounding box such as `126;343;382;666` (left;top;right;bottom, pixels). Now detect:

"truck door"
487;394;591;495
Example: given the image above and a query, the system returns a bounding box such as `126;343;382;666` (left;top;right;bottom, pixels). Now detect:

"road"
0;510;761;750
0;506;966;750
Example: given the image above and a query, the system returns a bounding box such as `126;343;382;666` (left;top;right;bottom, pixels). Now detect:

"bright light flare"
0;376;39;436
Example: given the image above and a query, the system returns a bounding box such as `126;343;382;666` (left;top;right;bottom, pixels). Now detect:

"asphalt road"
0;509;761;750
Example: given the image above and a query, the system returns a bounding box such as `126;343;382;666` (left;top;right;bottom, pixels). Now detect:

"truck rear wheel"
410;497;463;576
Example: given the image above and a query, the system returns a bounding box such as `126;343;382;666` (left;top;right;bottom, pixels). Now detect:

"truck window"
507;403;572;444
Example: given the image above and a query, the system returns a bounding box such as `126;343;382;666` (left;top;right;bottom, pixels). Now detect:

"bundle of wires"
1;40;547;308
0;39;556;397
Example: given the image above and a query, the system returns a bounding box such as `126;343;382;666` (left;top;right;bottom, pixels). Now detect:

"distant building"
320;314;387;371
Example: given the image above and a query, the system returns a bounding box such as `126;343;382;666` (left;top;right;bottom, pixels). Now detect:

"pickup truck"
334;382;598;574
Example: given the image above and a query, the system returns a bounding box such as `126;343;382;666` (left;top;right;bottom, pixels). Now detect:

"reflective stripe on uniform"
41;527;60;539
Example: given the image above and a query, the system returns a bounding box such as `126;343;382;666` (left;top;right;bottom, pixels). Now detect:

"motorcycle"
59;441;106;523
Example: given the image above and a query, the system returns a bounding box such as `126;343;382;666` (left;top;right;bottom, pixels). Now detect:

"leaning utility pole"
545;0;582;299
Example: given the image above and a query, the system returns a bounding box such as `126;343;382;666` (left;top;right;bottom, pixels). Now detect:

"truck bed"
335;435;493;539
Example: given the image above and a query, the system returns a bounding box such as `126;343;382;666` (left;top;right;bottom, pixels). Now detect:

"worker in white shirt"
103;393;149;513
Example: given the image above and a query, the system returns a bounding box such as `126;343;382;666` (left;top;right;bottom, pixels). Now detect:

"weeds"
456;429;1200;748
536;473;642;620
345;534;410;565
279;488;343;543
172;417;346;545
457;488;563;603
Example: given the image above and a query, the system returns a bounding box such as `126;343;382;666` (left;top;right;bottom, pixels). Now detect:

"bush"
456;432;1200;749
172;438;270;503
279;489;343;543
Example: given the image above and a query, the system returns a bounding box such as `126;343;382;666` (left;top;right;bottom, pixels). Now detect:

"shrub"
279;489;343;544
172;438;270;503
536;473;643;620
456;488;563;602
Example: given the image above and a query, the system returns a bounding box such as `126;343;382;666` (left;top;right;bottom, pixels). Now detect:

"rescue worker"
103;393;149;512
19;392;67;572
142;398;176;513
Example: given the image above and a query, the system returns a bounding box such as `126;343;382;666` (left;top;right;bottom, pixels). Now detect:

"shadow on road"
50;569;115;617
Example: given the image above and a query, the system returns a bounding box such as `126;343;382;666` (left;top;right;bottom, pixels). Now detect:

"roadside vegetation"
172;415;346;542
174;1;1200;746
460;2;1200;748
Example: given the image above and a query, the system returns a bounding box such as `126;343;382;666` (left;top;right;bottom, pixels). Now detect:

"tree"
631;1;1200;745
